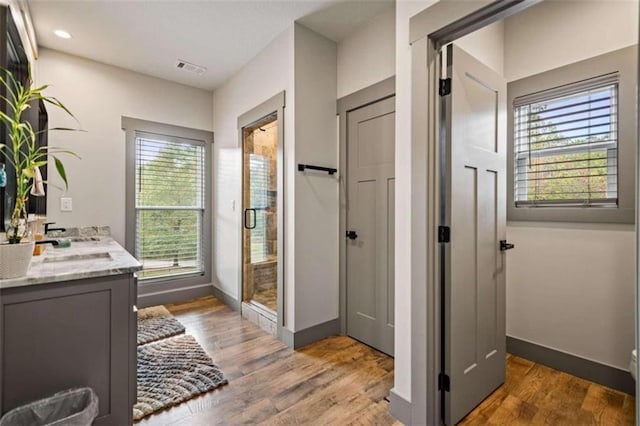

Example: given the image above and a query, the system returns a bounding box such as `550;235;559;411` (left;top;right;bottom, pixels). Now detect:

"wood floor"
137;296;398;426
460;354;635;425
137;296;635;425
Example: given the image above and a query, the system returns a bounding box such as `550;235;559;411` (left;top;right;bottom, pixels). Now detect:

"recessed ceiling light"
53;29;72;39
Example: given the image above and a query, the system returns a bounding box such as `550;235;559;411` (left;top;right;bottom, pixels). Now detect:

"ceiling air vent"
175;59;207;76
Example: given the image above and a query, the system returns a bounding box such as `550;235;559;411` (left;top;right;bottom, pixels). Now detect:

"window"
507;46;635;224
135;133;205;279
123;117;212;286
514;75;618;207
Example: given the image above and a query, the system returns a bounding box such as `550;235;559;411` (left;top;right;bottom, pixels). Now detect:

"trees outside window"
135;135;205;280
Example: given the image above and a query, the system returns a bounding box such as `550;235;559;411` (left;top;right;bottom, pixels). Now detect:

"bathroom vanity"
0;237;141;425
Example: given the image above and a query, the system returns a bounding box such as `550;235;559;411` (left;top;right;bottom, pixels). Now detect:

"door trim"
237;91;286;340
336;77;395;336
408;1;542;424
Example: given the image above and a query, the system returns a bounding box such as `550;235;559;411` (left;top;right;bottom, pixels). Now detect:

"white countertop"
0;237;142;289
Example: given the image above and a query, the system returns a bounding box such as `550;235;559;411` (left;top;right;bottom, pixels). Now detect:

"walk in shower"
242;114;278;314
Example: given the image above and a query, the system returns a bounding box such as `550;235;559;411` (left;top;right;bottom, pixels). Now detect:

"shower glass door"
242;115;278;314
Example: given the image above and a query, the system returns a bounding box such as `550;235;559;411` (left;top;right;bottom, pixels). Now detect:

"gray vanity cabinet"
0;274;137;425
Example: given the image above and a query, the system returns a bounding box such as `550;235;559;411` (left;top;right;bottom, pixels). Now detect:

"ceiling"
28;0;394;91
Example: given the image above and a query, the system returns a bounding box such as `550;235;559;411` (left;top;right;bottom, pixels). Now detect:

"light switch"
60;197;73;212
231;199;236;211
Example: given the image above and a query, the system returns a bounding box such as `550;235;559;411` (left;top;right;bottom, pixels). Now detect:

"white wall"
507;223;635;369
337;6;395;98
504;0;639;370
211;27;296;326
212;24;338;333
505;0;638;82
37;49;213;245
394;0;435;404
456;20;504;76
293;24;338;331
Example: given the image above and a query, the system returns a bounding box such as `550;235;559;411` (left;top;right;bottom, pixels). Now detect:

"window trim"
507;46;636;224
123;117;213;291
513;75;619;208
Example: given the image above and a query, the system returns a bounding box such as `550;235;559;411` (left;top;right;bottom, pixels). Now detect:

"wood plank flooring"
137;296;635;425
460;354;635;425
136;296;399;426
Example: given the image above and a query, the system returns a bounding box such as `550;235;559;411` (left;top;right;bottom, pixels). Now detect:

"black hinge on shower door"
439;372;450;392
439;78;451;96
438;226;450;243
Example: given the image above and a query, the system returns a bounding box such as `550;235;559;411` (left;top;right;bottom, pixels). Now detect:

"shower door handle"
244;208;257;229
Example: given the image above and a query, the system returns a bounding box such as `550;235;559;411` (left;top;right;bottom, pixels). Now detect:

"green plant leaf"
31;84;49;93
42;96;79;122
41;180;63;191
53;156;69;189
37;146;81;159
36;127;82;135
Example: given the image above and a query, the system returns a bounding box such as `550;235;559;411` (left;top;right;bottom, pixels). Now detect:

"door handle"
346;230;358;240
244;208;257;229
500;240;515;251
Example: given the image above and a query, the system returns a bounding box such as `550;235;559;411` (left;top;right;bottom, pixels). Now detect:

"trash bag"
0;388;98;426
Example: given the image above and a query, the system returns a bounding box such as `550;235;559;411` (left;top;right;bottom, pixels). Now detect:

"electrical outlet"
60;197;73;212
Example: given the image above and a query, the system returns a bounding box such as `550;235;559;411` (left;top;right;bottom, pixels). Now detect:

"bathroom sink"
43;252;113;263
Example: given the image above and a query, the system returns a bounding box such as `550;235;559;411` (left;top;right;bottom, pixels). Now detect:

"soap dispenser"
32;217;46;256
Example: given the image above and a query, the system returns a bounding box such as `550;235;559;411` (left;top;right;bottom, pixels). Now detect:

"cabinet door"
1;275;134;426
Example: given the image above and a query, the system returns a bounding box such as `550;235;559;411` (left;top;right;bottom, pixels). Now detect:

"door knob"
500;240;515;251
346;230;358;240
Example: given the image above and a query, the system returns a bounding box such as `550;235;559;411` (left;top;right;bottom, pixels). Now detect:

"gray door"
346;96;395;356
442;44;507;425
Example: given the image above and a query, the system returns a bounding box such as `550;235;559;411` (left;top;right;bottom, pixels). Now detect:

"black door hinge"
439;372;450;392
439;78;451;96
438;226;450;243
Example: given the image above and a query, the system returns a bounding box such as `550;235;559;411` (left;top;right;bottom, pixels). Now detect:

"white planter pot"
0;241;35;279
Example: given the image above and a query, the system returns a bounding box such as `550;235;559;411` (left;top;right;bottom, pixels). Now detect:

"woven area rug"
134;334;228;420
137;306;185;345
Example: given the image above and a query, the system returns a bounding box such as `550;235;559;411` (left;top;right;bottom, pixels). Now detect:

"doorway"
338;77;396;357
238;92;285;337
242;114;278;315
407;1;639;424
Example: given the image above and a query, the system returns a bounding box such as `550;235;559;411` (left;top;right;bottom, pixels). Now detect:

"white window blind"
514;73;618;207
135;132;205;280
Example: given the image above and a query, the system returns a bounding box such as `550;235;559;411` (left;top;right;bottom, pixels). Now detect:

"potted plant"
0;69;78;278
